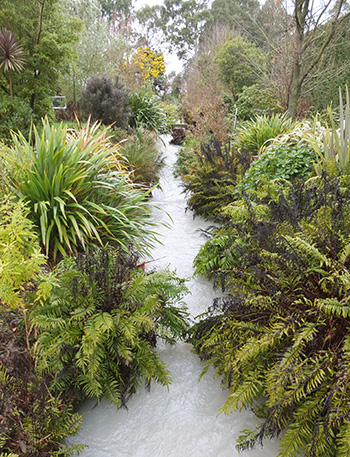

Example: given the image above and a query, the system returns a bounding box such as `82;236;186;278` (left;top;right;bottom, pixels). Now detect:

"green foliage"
235;143;315;195
304;87;350;176
180;136;251;219
204;0;261;44
215;36;266;98
81;74;131;128
30;248;190;404
0;0;83;120
160;102;179;131
236;113;294;155
0;95;32;144
191;175;350;456
4;118;157;261
0;195;44;309
228;85;282;121
129;91;167;133
121;127;164;186
0;310;85;456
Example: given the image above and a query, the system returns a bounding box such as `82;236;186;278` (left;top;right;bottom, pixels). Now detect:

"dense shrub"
0;96;32;144
80;74;131;128
225;85;282;121
191;175;350;457
235;143;315;195
180;137;251;219
31;248;190;404
215;37;266;97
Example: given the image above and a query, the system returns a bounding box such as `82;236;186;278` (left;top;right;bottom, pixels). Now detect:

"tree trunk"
287;58;302;119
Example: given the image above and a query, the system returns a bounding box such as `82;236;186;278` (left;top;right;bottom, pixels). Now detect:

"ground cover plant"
190;175;350;456
234;143;315;195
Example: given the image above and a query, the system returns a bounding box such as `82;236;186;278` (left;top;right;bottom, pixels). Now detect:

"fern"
190;175;350;456
30;248;190;406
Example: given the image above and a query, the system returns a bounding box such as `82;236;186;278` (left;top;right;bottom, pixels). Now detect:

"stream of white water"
67;137;280;457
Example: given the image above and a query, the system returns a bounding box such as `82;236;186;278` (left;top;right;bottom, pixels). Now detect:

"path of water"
67;138;280;456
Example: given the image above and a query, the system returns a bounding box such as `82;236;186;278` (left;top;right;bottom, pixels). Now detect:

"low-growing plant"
191;175;350;457
4;119;157;261
235;143;315;195
30;248;190;405
236;113;294;155
0;310;85;456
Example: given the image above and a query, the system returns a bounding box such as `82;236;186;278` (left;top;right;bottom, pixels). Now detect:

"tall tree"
0;0;82;118
204;0;261;44
60;0;129;106
287;0;350;118
137;0;209;60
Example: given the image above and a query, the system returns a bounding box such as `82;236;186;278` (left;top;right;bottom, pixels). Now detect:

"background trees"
0;0;82;119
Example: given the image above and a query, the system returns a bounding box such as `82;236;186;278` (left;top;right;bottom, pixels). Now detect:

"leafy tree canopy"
215;35;266;97
0;0;83;119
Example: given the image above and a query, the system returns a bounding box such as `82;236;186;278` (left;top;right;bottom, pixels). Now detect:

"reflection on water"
67;137;280;457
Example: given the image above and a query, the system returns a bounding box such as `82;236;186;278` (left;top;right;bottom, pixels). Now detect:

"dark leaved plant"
191;175;350;457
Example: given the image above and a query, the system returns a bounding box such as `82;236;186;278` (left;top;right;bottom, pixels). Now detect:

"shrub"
191;175;350;457
129;91;167;133
31;248;190;404
0;196;44;310
0;310;85;456
161;102;179;132
236;113;294;155
0;95;32;144
5;119;157;261
215;37;266;97
80;74;131;128
230;85;282;121
121;127;164;186
180;136;251;219
235;143;315;195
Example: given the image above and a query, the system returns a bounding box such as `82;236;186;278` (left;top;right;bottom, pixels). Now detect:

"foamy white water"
67;137;280;457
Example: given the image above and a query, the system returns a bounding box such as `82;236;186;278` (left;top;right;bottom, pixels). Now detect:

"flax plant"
5;119;157;261
304;86;350;176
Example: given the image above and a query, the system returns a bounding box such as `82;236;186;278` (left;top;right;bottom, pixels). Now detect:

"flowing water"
67;138;280;457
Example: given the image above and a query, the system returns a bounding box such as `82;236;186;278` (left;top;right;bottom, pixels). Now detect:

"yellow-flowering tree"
121;47;166;90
